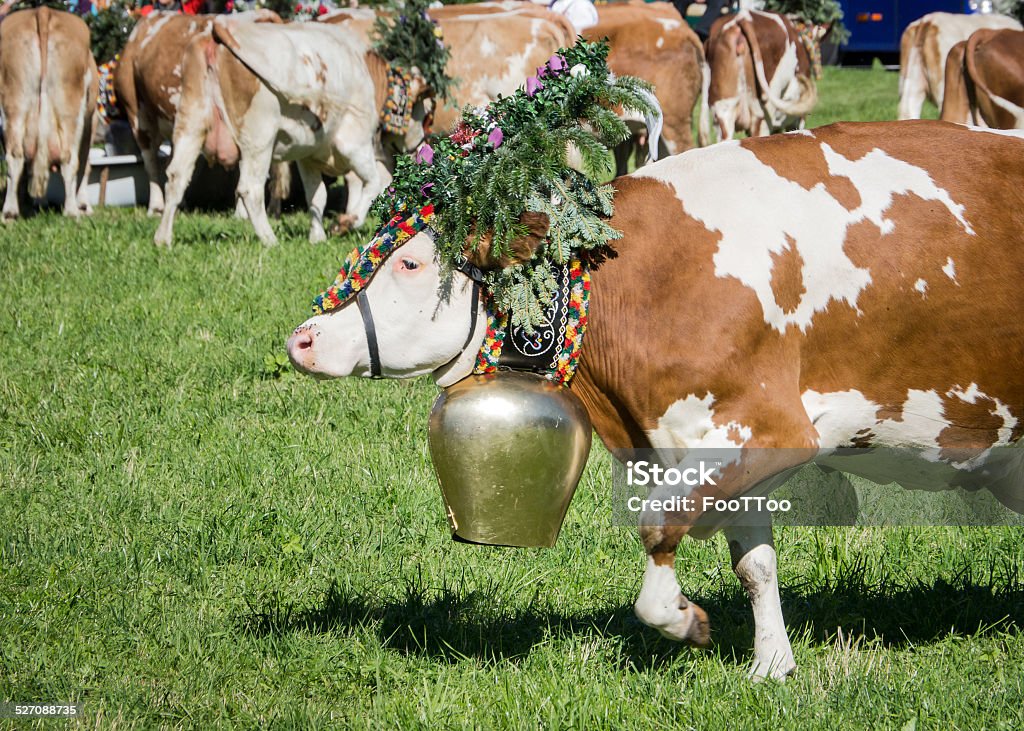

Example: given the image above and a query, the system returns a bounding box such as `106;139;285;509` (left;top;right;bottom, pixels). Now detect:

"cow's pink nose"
287;328;315;365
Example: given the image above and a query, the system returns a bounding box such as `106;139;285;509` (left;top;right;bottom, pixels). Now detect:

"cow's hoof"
2;210;19;222
330;214;357;236
749;652;797;682
683;602;712;648
147;207;164;217
308;228;327;245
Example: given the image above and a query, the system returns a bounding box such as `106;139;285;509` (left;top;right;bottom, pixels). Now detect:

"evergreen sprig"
371;40;654;332
372;0;453;101
82;0;137;63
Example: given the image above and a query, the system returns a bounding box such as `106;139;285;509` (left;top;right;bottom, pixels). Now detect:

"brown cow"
115;11;282;216
941;27;1024;129
0;7;97;219
898;11;1021;120
704;9;817;140
583;1;708;173
288;120;1024;679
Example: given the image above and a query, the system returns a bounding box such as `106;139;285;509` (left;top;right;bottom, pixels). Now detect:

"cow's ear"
464;212;549;270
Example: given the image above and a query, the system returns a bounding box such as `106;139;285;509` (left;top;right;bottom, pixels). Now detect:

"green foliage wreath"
371;40;655;332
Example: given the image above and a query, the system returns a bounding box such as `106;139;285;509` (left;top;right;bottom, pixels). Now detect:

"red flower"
317;4;327;14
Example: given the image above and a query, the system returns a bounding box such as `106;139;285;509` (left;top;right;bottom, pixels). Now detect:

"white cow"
154;18;428;246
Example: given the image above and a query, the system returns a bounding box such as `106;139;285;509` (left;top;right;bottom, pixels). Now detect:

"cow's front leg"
723;521;795;680
295;159;327;244
634;539;711;647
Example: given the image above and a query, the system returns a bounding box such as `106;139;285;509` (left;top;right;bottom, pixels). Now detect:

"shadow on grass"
235;559;1024;670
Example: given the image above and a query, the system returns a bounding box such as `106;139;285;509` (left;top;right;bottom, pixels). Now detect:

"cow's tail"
739;15;818;120
29;6;52;199
637;86;663;163
964;29;1024;128
698;57;712;146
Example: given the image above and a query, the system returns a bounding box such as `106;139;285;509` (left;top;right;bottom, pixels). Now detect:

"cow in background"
584;1;708;173
704;9;817;141
0;6;97;219
941;27;1024;129
115;10;283;217
898;12;1021;120
154;18;432;246
425;3;576;134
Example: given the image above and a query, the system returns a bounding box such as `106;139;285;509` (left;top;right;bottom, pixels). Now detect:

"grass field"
2;66;1022;729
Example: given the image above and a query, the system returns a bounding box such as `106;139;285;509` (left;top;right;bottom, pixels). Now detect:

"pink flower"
548;54;567;74
317;4;327;14
295;3;303;10
525;76;543;97
487;127;503;148
415;144;434;165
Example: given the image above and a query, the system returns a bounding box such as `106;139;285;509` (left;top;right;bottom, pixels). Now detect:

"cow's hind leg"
723;522;795;680
3;155;25;221
136;106;165;216
295;158;327;244
154;133;203;246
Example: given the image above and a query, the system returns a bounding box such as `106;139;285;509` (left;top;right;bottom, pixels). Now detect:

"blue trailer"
838;0;991;53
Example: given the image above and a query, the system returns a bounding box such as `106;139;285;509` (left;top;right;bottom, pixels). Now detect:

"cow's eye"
400;258;420;271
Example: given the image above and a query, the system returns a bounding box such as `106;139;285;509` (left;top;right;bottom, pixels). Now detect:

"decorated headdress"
372;0;453;102
312;40;657;380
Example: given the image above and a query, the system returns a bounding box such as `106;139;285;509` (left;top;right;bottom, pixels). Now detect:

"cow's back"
576;122;1023;452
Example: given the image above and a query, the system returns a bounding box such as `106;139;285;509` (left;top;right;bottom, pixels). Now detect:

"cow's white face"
287;232;484;384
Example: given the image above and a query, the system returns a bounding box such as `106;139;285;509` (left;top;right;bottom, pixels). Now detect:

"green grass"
1;69;1022;729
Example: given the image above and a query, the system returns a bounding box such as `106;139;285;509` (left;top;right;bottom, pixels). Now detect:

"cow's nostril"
287;329;315;359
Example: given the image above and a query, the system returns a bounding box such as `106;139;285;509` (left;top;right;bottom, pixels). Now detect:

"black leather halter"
356;258;485;379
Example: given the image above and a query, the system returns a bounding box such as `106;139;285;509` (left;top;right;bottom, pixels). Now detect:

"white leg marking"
634;557;699;641
724;523;796;680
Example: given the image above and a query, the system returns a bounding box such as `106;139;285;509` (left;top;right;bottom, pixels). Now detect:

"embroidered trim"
473;259;591;386
312;203;434;314
381;65;414;136
791;19;824;81
97;56;122;123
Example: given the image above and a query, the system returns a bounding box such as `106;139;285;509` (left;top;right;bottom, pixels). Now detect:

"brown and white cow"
583;1;709;173
286;121;1024;679
940;27;1024;129
704;9;817;141
0;6;97;219
153;18;431;246
898;11;1021;120
116;10;282;217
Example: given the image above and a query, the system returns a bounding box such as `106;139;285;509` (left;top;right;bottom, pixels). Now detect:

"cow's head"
382;65;435;156
287;213;549;387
